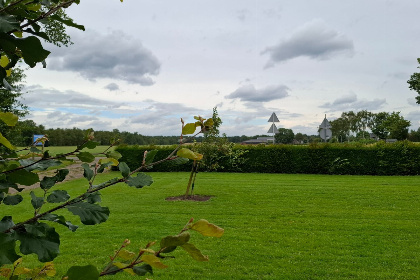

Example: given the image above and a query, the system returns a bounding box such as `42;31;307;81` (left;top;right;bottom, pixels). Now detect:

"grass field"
16;145;115;157
3;172;420;279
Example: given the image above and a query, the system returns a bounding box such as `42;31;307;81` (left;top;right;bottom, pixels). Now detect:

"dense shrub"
116;141;420;175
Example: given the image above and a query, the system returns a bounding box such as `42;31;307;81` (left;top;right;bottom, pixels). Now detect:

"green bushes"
116;141;420;175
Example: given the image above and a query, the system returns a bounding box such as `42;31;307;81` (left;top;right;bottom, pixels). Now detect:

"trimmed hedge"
115;141;420;175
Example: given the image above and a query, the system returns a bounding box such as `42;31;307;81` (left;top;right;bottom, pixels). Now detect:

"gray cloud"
320;93;386;111
48;30;160;86
226;84;290;102
129;100;207;126
23;85;125;110
262;19;354;67
105;83;120;91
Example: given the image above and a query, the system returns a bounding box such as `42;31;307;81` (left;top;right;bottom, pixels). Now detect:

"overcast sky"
21;0;420;136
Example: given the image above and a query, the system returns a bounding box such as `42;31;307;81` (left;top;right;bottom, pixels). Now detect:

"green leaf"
126;173;153;188
204;118;214;128
181;243;209;261
0;132;15;150
160;231;190;250
3;194;23;205
145;150;158;165
66;202;109;225
54;169;69;182
80;141;99;150
190;219;224;237
14;222;60;262
140;255;168;269
8;169;39;186
0;233;20;265
0;216;14;232
0;14;20;33
116;249;136;261
30;191;44;209
118;162;130;178
0;112;18;126
81;163;94;181
76;152;95;163
66;265;99;280
40;214;78;232
169;157;189;165
20;159;62;172
177;148;203;161
182;123;198;135
49;14;85;31
85;192;101;204
47;190;70;203
0;34;50;68
133;264;153;276
106;150;122;160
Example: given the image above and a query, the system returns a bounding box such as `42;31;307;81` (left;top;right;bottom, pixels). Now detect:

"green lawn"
3;173;420;279
16;145;115;157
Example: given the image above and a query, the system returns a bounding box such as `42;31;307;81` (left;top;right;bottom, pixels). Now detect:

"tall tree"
383;112;411;140
275;128;294;144
370;112;390;139
408;58;420;104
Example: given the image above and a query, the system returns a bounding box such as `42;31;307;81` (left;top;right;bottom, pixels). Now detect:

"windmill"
267;112;279;143
319;114;332;142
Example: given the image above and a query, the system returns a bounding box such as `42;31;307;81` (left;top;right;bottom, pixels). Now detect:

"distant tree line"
2;109;418;147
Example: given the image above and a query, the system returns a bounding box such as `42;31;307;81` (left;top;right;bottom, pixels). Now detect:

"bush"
116;141;420;175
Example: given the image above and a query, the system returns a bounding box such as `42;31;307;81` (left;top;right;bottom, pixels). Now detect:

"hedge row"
115;141;420;175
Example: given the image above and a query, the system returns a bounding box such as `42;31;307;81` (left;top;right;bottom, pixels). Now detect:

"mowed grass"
16;146;115;157
3;173;420;279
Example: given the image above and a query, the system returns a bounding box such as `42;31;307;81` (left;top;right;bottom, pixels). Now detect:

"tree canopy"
408;58;420;104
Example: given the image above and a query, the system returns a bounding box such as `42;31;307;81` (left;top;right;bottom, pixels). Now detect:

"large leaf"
126;173;153;188
0;112;18;126
8;169;39;186
47;190;70;203
80;141;99;150
3;194;23;205
20;159;62;172
144;150;158;165
0;34;50;68
76;152;95;163
190;219;224;237
0;216;14;232
133;264;153;276
0;14;20;33
177;148;203;161
14;222;60;262
118;162;130;178
106;150;122;160
81;163;94;181
30;191;44;209
66;202;109;225
140;255;168;269
0;132;14;150
40;214;78;232
181;243;209;261
0;233;20;265
160;231;190;250
66;265;99;280
182;123;198;135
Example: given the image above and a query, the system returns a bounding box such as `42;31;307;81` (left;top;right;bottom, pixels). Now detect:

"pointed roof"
319;115;331;129
268;112;279;122
267;123;278;133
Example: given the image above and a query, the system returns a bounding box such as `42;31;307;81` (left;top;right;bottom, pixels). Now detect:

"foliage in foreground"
0;113;223;279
